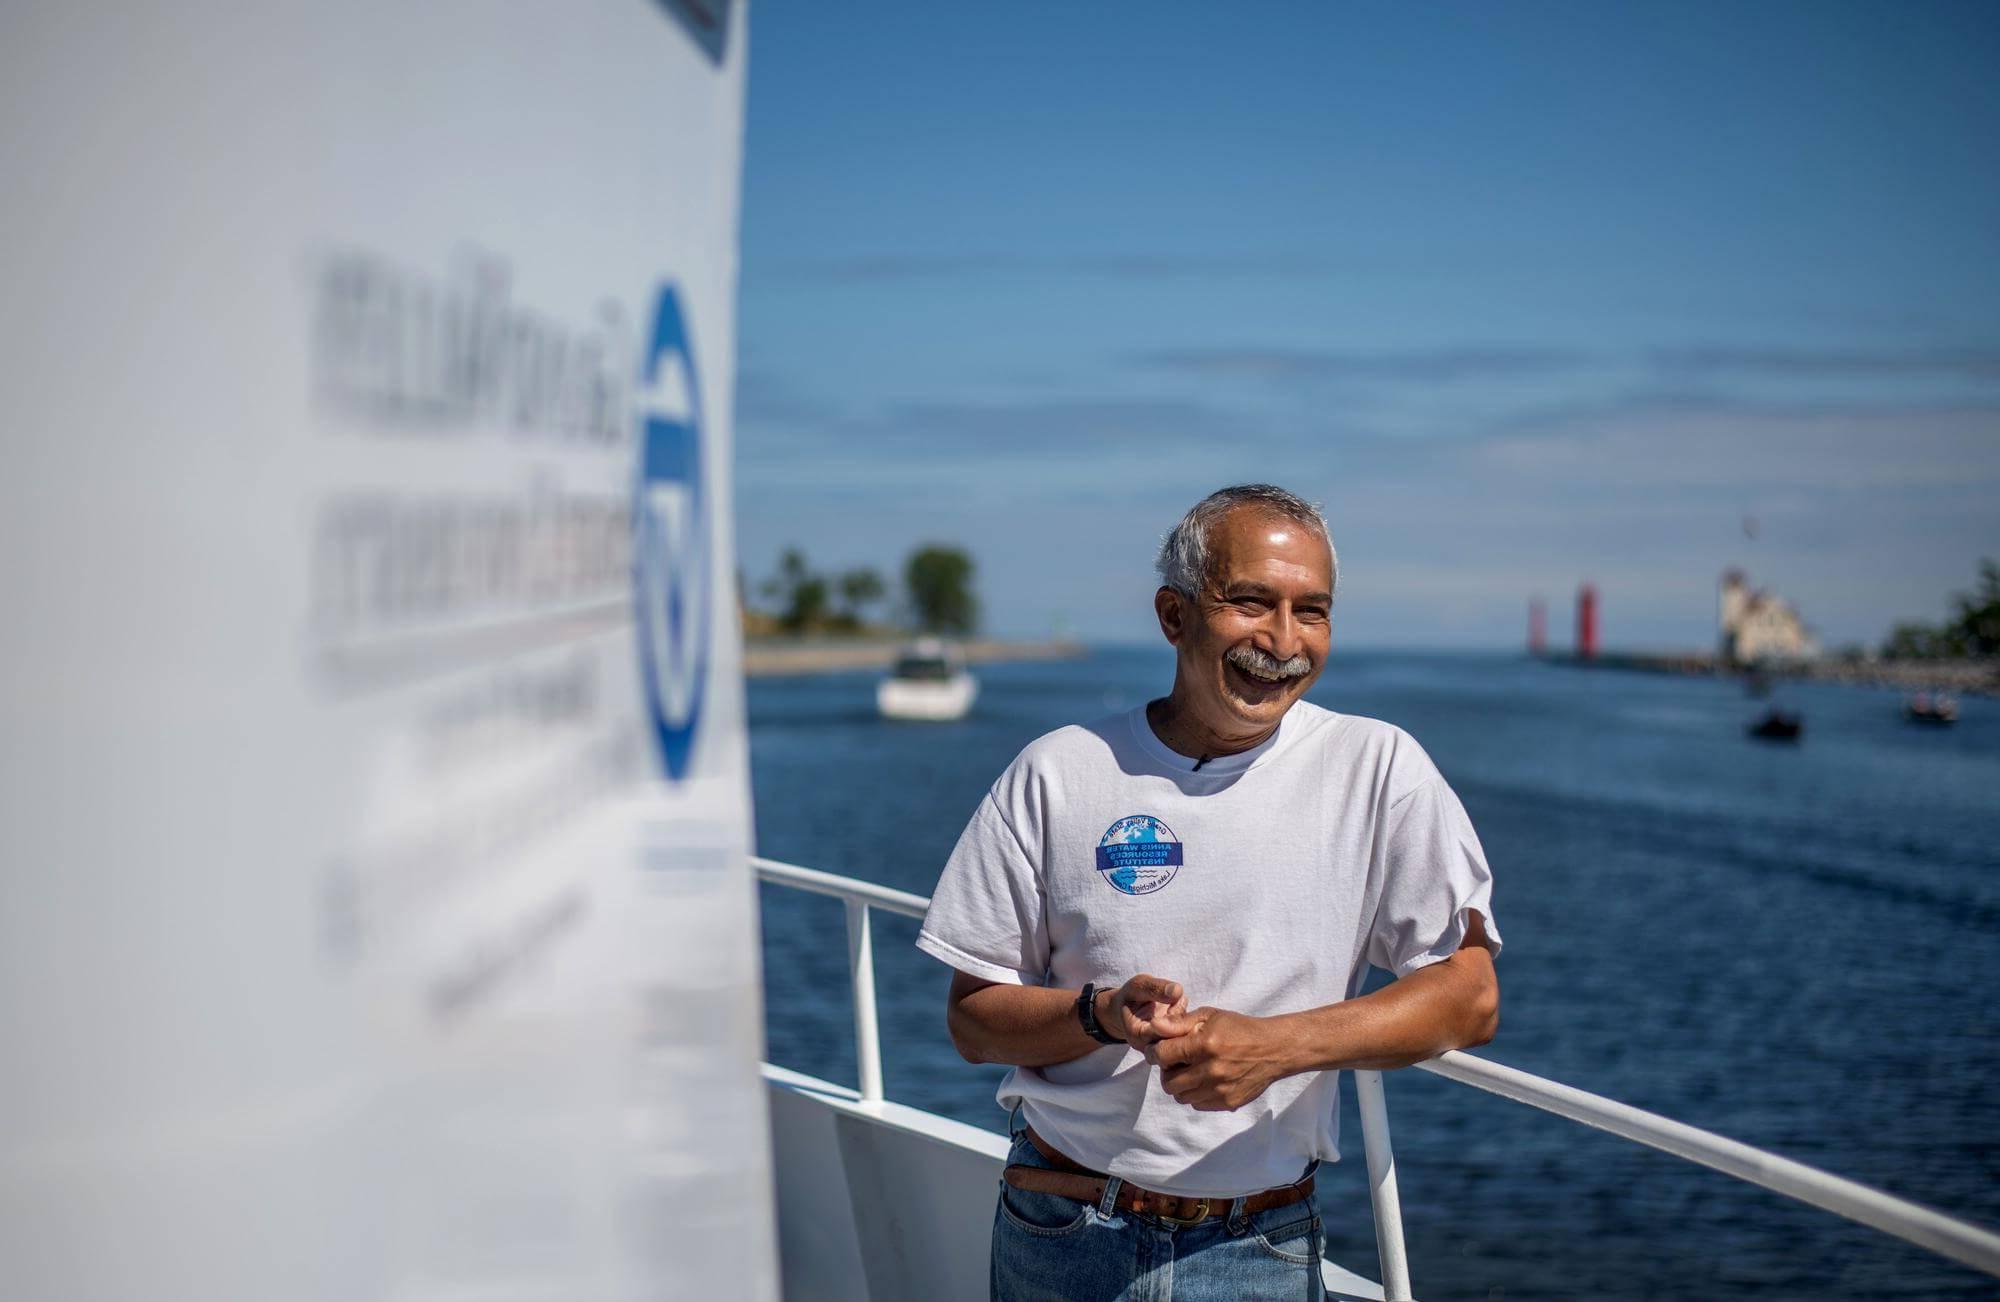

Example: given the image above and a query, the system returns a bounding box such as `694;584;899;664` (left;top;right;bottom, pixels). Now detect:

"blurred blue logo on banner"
634;285;708;782
655;0;734;64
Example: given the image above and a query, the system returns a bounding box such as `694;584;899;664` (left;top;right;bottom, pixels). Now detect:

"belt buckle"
1156;1197;1211;1226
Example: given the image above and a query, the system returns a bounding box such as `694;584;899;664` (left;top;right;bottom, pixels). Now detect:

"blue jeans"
990;1130;1326;1301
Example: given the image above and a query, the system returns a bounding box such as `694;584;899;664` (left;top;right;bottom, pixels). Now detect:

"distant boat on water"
1748;709;1804;742
877;637;978;721
1905;692;1959;726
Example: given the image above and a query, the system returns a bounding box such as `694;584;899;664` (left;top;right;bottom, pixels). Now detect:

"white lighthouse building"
1719;569;1819;665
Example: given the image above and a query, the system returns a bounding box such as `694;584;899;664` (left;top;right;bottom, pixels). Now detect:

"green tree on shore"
755;544;979;637
1882;559;2000;658
762;547;829;634
833;567;886;632
906;544;978;635
1957;560;2000;653
754;550;895;635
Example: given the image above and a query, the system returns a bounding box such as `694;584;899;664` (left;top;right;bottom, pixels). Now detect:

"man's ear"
1154;586;1186;647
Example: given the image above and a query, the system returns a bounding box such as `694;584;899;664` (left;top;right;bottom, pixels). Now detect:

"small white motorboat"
1905;692;1959;726
877;638;978;721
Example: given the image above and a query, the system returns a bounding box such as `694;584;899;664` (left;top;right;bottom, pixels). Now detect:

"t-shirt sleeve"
1364;776;1502;978
915;789;1049;986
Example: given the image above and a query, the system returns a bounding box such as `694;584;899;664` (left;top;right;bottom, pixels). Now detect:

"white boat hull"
877;673;978;720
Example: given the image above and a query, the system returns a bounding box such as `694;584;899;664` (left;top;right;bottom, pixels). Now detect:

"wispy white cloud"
1132;345;1592;384
1651;345;2000;382
761;253;1337;284
1321;400;2000;648
744;394;1256;492
1480;399;2000;491
732;364;2000;646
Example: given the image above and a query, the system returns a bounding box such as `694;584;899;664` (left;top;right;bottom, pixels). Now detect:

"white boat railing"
751;855;2000;1297
754;857;930;1107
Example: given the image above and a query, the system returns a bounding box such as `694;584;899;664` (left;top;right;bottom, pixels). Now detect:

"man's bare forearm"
946;971;1190;1068
1275;943;1498;1074
1153;934;1499;1113
947;978;1109;1067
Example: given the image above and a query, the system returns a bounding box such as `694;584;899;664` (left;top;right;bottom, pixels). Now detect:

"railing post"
1356;1069;1414;1302
844;900;884;1106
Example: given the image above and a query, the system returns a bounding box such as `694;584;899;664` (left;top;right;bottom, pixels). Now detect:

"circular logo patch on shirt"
1095;814;1183;896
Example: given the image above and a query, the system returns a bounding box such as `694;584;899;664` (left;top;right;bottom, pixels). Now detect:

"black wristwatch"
1076;982;1125;1045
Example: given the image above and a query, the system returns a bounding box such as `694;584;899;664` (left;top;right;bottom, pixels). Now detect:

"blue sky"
732;2;2000;649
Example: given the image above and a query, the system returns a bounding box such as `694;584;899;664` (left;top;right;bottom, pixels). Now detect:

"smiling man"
916;484;1502;1301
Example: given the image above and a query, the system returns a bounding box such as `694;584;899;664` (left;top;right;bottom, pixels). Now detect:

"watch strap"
1076;982;1125;1045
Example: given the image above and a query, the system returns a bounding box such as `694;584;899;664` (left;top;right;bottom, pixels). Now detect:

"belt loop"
1094;1173;1124;1221
1226;1193;1250;1235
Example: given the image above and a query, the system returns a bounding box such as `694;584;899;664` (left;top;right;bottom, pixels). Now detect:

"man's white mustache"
1225;646;1313;681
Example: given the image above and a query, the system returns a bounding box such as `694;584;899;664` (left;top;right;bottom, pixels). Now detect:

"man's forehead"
1208;507;1333;580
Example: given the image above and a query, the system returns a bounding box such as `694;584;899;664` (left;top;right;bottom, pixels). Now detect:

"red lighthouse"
1576;584;1598;660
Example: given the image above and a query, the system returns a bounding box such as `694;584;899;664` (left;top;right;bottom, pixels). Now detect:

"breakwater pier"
1542;650;2000;697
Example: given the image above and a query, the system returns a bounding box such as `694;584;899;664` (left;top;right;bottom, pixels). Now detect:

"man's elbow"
1444;911;1499;1051
945;1002;989;1064
1461;969;1500;1049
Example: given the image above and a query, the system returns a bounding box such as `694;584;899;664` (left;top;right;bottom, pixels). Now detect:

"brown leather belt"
1003;1125;1315;1225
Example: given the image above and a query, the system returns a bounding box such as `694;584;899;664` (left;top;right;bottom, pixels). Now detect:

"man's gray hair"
1156;484;1337;599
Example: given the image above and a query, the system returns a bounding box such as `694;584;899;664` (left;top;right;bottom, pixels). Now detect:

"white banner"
0;2;771;1297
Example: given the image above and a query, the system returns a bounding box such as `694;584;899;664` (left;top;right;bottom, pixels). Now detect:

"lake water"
751;647;2000;1300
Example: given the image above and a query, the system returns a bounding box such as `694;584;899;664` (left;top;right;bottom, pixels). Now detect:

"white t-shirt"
915;699;1501;1198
